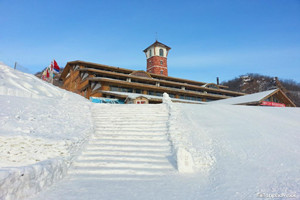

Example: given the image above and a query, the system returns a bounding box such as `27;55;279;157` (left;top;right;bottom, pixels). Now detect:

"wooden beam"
89;77;229;100
78;68;243;96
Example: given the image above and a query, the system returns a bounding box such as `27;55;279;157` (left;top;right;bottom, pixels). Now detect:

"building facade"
60;41;247;104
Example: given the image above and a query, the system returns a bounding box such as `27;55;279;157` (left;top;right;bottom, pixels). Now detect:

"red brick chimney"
143;41;171;76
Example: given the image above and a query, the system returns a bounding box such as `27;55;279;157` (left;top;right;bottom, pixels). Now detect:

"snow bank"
0;64;93;199
167;98;300;198
164;94;216;173
0;158;69;200
0;64;64;98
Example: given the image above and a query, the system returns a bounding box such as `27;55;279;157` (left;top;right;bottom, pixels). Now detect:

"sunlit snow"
0;63;299;200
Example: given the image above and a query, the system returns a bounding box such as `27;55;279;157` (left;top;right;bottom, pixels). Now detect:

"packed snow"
1;63;299;200
0;63;92;199
30;102;300;200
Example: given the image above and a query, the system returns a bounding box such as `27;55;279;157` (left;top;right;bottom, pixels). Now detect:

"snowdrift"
167;101;300;199
0;63;93;200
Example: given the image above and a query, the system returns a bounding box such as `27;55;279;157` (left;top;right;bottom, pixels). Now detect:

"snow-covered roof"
208;89;278;105
100;90;203;104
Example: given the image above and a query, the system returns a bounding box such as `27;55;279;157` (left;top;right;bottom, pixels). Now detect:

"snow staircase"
68;104;175;180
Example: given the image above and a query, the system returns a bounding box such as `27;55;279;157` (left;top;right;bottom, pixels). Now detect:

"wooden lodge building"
60;41;295;106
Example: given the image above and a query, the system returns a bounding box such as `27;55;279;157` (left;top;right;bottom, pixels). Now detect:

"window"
186;96;192;100
135;89;141;94
159;49;164;56
110;86;119;91
160;70;163;74
156;92;163;97
160;60;163;65
148;91;155;95
148;91;163;97
136;100;146;104
149;49;152;57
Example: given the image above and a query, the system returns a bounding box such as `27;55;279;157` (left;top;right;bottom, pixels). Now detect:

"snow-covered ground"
30;102;300;200
0;63;92;199
1;62;299;199
168;103;300;199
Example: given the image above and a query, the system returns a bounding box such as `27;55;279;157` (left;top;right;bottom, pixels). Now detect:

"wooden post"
14;62;17;70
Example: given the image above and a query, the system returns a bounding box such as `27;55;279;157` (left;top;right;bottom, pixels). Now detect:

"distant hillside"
222;73;300;107
35;68;64;88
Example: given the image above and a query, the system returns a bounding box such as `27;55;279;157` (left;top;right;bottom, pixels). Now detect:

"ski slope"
0;63;299;199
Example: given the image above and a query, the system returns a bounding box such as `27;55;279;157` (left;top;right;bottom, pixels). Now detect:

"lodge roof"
208;89;296;107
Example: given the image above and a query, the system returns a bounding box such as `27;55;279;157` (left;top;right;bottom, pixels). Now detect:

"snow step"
76;155;171;162
94;129;168;133
94;124;167;128
67;174;167;181
70;166;173;173
93;114;168;116
89;139;170;146
92;134;168;140
72;161;173;169
94;127;167;130
93;111;167;113
93;131;167;135
78;151;169;160
93;117;168;121
68;104;175;179
81;150;171;157
68;168;170;176
85;145;171;152
94;121;167;125
87;142;170;148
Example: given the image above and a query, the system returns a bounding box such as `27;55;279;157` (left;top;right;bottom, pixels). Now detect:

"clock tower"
143;41;171;76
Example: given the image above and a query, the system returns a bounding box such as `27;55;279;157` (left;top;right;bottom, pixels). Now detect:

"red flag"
53;60;60;72
46;69;49;78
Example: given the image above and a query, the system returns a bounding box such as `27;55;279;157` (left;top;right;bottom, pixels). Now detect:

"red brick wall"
147;56;168;76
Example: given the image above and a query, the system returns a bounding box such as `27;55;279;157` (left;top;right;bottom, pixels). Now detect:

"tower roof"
143;40;171;52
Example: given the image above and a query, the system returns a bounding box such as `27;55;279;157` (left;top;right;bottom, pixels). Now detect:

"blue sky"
1;0;300;83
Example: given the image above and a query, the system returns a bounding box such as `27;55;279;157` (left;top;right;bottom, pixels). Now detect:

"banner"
261;101;285;107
